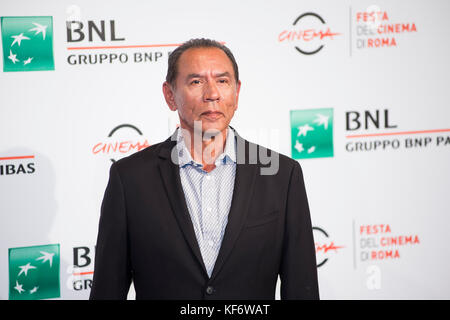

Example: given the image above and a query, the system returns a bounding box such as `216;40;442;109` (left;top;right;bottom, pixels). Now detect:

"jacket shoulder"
112;139;171;173
243;139;300;177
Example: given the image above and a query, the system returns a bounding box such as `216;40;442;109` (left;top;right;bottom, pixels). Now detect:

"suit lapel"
157;129;258;281
157;136;208;277
210;133;258;281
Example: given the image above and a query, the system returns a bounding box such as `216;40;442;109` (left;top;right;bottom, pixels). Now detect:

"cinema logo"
92;124;150;163
358;224;420;262
313;227;344;268
345;108;450;152
0;155;35;176
66;19;171;66
278;12;341;55
354;7;417;49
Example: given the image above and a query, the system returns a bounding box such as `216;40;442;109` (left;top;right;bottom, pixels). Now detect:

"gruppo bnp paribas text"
66;20;169;65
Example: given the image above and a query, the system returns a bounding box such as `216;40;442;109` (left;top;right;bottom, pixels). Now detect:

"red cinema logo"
313;227;345;267
92;124;150;163
278;12;341;55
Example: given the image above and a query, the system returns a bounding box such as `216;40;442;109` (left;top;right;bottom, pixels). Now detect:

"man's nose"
203;81;220;102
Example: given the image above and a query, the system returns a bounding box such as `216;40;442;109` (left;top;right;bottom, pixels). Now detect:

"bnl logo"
9;244;60;300
290;108;334;159
1;16;54;72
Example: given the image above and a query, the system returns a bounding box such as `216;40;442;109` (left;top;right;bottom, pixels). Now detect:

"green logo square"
9;244;60;300
290;108;334;159
1;16;54;72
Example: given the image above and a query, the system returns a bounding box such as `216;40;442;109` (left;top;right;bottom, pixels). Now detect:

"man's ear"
234;80;241;111
162;81;177;111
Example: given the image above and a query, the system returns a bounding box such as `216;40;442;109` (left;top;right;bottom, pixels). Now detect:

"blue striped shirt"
176;127;236;278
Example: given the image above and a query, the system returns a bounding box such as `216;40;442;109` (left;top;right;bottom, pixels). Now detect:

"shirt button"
206;176;211;180
208;240;214;247
206;286;214;295
207;207;212;212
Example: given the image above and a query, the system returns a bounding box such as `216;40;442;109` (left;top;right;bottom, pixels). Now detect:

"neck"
181;125;228;172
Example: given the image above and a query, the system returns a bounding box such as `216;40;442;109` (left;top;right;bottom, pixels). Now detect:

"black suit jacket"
90;129;319;300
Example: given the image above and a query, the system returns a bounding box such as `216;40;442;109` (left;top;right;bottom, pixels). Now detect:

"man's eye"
218;79;228;83
191;80;201;85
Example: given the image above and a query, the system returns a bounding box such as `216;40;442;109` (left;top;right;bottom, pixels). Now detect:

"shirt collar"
176;127;236;168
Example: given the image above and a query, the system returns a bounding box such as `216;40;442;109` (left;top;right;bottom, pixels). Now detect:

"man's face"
163;47;241;135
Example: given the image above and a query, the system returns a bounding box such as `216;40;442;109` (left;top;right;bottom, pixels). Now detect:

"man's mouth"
201;111;223;120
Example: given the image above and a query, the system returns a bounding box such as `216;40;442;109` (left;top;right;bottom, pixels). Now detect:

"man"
90;38;319;300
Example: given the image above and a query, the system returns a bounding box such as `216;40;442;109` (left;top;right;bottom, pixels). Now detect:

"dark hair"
166;38;239;87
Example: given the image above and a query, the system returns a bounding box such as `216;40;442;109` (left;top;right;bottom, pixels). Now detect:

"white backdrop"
1;0;449;300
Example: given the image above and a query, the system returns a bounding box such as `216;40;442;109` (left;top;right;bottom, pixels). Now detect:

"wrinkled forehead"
176;47;235;78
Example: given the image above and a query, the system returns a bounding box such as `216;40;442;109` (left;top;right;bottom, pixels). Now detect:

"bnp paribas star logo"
290;108;334;159
9;244;60;300
1;16;54;72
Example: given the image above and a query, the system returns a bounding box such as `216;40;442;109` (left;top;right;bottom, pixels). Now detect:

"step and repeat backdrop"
1;0;449;300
